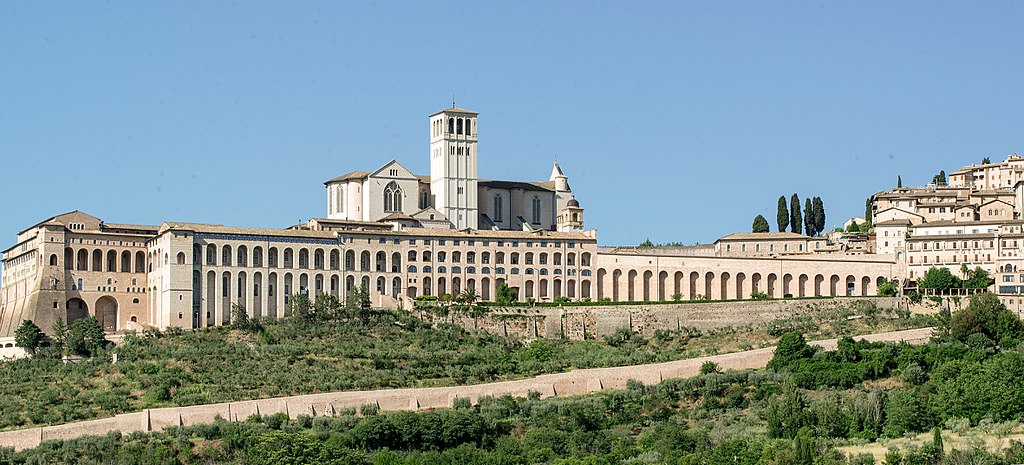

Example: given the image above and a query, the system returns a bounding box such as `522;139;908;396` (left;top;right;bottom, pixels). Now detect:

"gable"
369;160;418;181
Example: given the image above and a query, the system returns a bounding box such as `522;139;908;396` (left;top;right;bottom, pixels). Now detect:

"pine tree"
813;197;825;235
803;198;813;236
897;175;902;188
932;426;944;461
790;194;802;234
777;196;789;232
753;215;770;233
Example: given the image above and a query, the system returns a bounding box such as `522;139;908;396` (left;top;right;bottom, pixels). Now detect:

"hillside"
5;293;1024;464
0;304;930;431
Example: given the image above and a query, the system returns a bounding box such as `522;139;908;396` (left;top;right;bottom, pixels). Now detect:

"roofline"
429;108;479;117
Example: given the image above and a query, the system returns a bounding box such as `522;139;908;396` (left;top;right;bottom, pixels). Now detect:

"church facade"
323;107;583;232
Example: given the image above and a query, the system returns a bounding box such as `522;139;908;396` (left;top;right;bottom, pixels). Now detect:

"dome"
567;197;580;207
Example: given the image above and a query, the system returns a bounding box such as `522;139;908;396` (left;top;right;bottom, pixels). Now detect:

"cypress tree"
897;175;902;188
790;194;802;234
865;198;873;225
777;196;789;232
804;198;813;236
932;426;944;461
753;215;770;233
813;197;825;235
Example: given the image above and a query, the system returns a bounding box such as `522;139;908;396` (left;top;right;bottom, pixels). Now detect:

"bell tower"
429;106;479;229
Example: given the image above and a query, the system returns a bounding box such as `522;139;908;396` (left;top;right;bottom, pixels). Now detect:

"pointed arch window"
532;196;541;224
494;194;503;222
384;182;403;213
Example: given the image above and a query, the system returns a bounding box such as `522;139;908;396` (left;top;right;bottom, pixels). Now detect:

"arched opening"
658;271;668;301
642;270;653;301
49;254;58;266
798;274;809;297
237;245;248;268
92;249;102;271
720;272;731;300
106;250;117;272
704;272;715;300
77;249;88;271
64;248;73;270
66;298;88;324
783;274;793;298
767;273;778;298
481;277;491;301
376;251;387;272
612;269;622;301
814;274;825;297
314;249;325;270
135;251;146;273
330;250;340;270
96;296;118;332
736;272;746;299
176;252;186;265
689;271;699;300
861;276;871;296
627;270;637;301
121;250;131;272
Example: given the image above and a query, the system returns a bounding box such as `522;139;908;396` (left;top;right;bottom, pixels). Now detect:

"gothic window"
384;182;403;212
448;118;454;133
457;118;463;135
419;189;429;209
494;194;503;222
532;196;541;224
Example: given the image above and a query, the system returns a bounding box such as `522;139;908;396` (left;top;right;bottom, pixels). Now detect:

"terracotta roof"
716;232;810;242
429;107;479;117
324;171;370;184
479;180;554;192
873;219;913;226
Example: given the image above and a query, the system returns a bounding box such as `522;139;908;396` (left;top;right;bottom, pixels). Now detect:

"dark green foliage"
639;238;654;247
768;331;815;371
865;198;873;225
949;293;1024;344
848;220;861;233
699;360;720;375
14;320;42;355
66;316;106;357
778;196;790;232
917;267;960;292
753;214;770;233
495;283;517;305
805;197;813;236
983;157;991;164
933;170;947;186
897;176;902;188
813;197;826;236
877;278;897;297
51;317;68;356
790;193;802;234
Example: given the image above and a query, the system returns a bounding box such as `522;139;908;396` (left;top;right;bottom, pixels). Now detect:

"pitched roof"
716;232;810;242
429;107;479;117
324;171;370;184
479;180;554;192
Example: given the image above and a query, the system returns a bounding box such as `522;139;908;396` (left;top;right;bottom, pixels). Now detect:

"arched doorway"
66;298;88;324
95;296;118;332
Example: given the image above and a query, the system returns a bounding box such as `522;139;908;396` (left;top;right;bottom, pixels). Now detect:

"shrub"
700;361;720;375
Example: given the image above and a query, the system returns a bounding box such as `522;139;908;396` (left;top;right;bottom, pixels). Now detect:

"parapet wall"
453;296;903;340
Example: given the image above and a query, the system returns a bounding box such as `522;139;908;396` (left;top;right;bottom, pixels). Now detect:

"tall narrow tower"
429;107;479;229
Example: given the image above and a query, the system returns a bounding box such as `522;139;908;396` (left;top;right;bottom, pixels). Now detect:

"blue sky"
1;2;1022;247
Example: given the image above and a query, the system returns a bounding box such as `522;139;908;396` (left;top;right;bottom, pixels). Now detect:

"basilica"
323;107;585;233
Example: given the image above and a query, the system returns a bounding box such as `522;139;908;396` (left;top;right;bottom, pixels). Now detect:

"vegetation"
13;320;42;355
918;266;993;293
0;303;929;432
933;169;947;186
777;196;789;232
790;193;803;234
804;197;813;236
897;175;902;188
865;197;873;225
876;278;897;297
752;214;770;233
8;293;1024;464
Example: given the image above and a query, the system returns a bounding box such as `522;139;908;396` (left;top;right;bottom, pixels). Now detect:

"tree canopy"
777;196;789;232
752;215;770;233
14;320;43;355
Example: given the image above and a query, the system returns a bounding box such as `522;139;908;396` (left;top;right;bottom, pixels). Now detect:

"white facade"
324;106;582;233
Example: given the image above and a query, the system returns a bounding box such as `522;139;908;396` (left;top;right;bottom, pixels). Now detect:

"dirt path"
0;327;934;451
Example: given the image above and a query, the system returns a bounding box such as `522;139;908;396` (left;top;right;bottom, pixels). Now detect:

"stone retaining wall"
452;296;903;340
